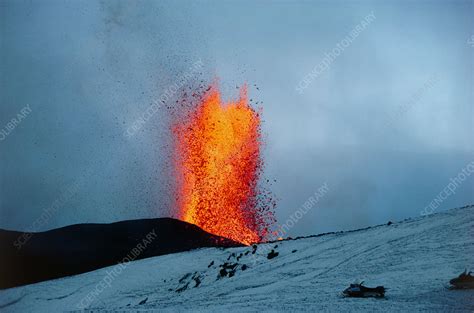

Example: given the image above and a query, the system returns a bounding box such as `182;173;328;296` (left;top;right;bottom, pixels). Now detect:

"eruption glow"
172;84;274;245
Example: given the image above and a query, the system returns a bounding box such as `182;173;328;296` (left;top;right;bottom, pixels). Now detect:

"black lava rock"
267;250;279;259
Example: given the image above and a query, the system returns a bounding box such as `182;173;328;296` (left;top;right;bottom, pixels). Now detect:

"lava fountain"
172;84;275;245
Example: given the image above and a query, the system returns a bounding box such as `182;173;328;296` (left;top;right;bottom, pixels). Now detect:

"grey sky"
1;0;473;237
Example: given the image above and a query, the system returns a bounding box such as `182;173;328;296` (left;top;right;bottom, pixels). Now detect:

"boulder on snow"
267;250;279;259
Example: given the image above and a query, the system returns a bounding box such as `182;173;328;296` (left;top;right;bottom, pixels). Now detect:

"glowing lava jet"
173;84;274;245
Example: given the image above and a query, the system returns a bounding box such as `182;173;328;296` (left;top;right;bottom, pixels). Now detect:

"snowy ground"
1;205;473;312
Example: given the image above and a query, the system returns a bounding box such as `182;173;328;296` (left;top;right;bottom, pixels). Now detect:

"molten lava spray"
173;84;275;245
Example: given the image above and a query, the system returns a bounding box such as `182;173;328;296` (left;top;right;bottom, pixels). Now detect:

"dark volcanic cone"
0;218;243;289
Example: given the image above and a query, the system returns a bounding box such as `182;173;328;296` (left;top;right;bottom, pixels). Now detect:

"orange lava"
173;84;272;245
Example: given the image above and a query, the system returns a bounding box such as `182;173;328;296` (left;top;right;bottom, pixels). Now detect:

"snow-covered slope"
1;205;473;312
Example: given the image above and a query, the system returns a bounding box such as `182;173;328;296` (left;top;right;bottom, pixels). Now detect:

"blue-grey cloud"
0;0;472;237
